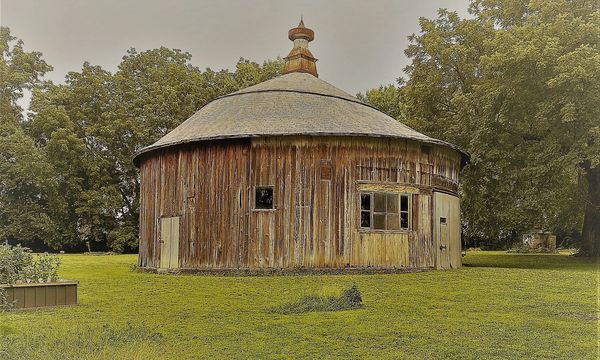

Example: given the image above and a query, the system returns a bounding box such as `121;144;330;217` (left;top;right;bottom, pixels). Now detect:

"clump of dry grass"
269;283;363;314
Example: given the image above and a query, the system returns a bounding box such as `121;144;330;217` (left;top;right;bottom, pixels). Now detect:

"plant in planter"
0;288;15;311
0;244;76;309
0;244;32;284
22;255;61;284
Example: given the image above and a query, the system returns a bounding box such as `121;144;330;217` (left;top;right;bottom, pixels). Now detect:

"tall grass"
269;284;363;314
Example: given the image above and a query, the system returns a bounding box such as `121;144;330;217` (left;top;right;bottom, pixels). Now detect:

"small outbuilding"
133;21;469;271
522;231;557;251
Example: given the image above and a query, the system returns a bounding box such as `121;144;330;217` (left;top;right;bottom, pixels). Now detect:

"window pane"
374;193;386;212
360;193;371;210
360;211;371;228
255;187;274;209
400;195;409;212
400;212;409;229
387;214;400;230
386;194;398;213
374;214;385;229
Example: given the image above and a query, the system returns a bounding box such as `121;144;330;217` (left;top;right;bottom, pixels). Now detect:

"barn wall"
138;136;462;269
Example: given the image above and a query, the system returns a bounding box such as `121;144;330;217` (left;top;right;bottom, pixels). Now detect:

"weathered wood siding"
138;136;462;269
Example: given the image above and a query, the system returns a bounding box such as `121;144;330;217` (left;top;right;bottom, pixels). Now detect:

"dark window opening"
254;186;274;210
360;193;371;211
440;217;447;224
360;193;371;228
360;192;410;230
400;195;409;229
360;211;371;228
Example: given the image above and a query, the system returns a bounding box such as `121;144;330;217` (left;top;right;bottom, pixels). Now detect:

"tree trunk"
579;165;600;257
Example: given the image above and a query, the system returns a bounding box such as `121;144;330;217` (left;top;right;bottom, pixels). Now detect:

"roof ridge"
216;88;384;113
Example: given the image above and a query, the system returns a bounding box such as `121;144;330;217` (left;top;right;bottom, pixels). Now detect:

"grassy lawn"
0;251;597;359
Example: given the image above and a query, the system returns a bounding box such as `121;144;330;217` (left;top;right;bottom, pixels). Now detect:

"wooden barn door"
433;192;461;269
159;216;180;269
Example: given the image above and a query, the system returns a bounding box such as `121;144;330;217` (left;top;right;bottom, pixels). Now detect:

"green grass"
0;251;597;359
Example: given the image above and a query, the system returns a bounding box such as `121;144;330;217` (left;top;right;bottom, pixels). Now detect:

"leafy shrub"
22;254;61;283
0;245;32;284
269;283;363;314
0;289;15;311
0;244;61;284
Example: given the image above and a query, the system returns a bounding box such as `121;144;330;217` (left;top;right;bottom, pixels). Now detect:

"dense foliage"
0;244;61;284
361;0;599;253
0;25;283;251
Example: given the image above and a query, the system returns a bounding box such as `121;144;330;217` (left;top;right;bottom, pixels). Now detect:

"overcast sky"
1;0;469;95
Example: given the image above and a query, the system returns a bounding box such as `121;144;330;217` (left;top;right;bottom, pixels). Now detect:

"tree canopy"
362;0;599;253
1;26;283;251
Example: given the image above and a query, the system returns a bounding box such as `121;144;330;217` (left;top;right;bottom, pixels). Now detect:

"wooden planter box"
1;280;78;309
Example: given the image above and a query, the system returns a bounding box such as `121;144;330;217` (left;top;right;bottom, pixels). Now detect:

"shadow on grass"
463;252;598;271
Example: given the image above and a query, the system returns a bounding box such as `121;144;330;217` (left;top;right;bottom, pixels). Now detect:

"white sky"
1;0;469;95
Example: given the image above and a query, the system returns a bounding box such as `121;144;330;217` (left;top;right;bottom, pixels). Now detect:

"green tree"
357;84;402;119
397;0;599;253
28;47;283;251
0;27;56;247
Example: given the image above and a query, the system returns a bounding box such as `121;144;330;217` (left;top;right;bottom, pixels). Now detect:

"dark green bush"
269;283;363;314
341;283;362;306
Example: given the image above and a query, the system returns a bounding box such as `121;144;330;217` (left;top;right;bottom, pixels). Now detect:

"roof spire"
282;18;318;77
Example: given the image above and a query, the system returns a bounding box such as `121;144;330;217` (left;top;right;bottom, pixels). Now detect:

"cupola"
282;19;318;77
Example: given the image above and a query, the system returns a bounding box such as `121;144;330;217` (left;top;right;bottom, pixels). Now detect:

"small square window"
254;186;274;210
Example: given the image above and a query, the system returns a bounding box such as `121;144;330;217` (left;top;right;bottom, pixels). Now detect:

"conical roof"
133;72;468;165
133;20;468;165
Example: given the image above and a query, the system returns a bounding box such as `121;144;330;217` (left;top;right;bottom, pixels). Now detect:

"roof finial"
282;19;318;77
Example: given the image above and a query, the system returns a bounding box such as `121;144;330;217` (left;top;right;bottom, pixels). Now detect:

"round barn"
133;21;469;271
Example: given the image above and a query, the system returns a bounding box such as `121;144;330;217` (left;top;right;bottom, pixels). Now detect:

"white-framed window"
360;192;410;230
